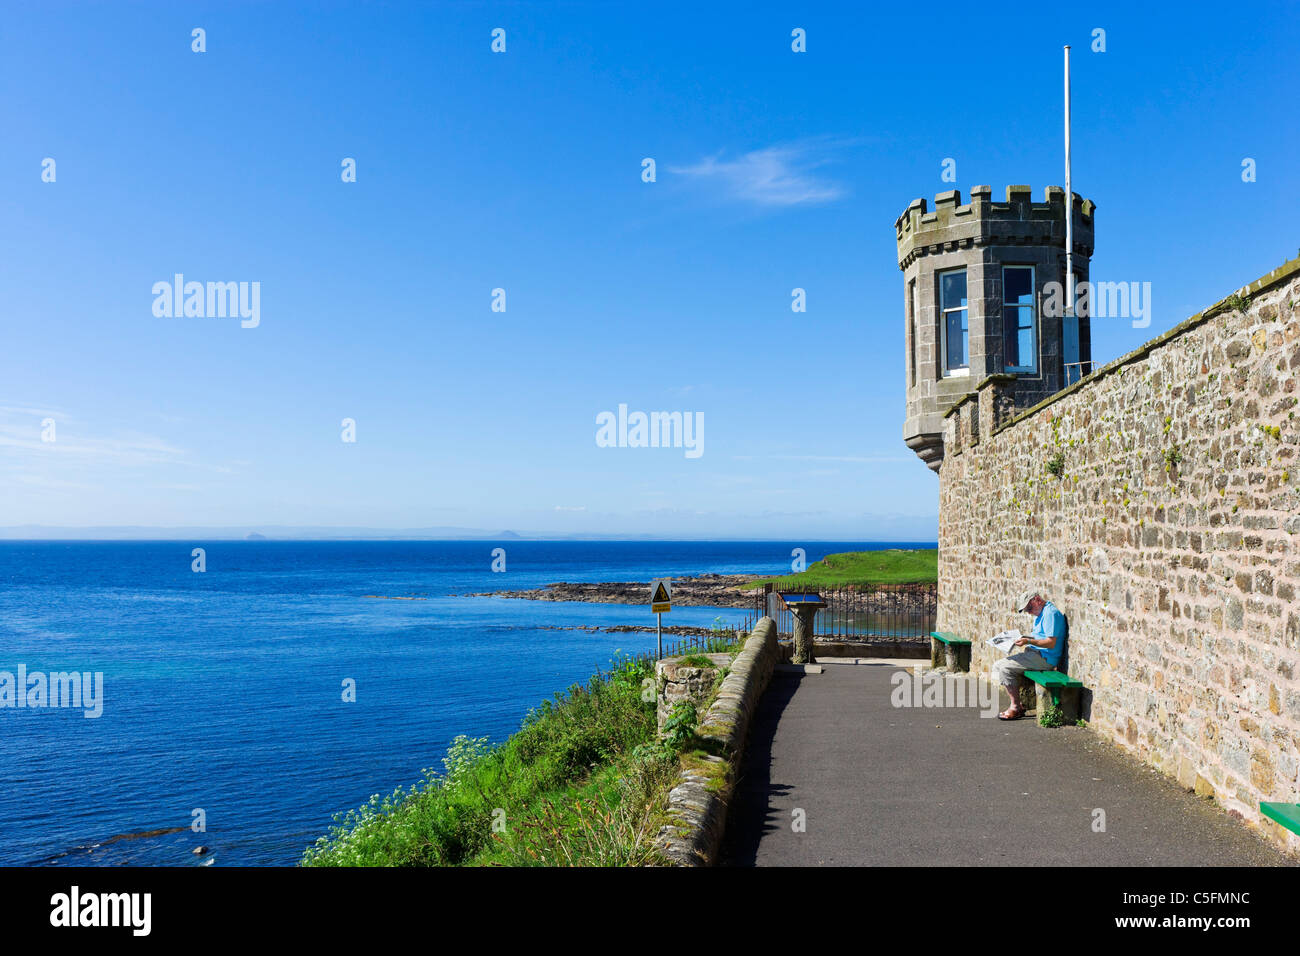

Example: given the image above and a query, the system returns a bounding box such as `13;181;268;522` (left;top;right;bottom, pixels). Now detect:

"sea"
0;539;931;867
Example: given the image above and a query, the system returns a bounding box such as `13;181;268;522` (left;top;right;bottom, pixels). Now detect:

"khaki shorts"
992;648;1051;687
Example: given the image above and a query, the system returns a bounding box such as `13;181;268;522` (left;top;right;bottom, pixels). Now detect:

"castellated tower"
896;185;1095;471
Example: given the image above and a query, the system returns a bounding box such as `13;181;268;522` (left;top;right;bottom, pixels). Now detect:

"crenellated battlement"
895;185;1095;270
896;183;1098;472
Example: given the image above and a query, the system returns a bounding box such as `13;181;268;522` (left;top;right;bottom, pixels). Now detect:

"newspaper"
986;629;1022;654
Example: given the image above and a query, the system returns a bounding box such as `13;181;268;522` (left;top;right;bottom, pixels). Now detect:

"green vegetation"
1039;702;1066;728
741;548;938;591
660;701;699;753
302;630;746;867
302;655;682;867
1224;292;1251;315
676;653;716;668
1046;451;1065;478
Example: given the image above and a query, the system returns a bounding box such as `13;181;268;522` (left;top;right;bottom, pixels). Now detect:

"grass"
1039;701;1066;728
675;653;717;668
741;548;938;591
301;636;744;867
301;655;670;866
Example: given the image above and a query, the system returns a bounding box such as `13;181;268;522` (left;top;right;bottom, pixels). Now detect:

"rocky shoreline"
536;623;745;638
463;574;938;615
463;573;758;608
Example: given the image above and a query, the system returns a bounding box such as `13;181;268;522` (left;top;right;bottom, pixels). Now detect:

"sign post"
650;578;672;658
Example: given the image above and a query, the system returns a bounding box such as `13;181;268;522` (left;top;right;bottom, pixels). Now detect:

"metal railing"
1064;360;1095;386
625;616;756;667
756;584;936;642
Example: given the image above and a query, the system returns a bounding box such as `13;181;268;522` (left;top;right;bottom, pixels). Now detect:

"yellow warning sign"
650;578;671;613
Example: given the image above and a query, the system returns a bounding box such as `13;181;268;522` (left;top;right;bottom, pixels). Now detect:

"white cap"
1016;589;1040;613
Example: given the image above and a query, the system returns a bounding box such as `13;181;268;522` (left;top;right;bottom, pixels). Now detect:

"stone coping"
994;254;1300;434
939;257;1300;429
655;616;779;866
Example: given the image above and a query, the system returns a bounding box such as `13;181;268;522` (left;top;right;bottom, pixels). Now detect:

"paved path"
721;660;1293;866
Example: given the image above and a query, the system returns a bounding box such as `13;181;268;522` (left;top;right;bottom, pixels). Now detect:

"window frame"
908;278;918;386
938;268;969;377
1001;264;1038;375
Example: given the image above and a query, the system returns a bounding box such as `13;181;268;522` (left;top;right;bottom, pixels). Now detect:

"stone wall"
656;653;731;730
656;617;779;865
936;256;1300;853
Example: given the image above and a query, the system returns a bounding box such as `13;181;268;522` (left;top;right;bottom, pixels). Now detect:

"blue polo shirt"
1032;601;1067;668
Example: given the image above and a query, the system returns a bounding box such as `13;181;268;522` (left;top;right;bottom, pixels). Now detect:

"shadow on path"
719;671;800;866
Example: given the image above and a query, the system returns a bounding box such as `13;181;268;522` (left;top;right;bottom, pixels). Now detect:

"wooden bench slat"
1024;670;1083;688
1260;802;1300;836
930;632;972;646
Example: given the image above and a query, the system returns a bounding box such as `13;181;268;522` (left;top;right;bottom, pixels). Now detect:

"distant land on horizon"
0;525;938;544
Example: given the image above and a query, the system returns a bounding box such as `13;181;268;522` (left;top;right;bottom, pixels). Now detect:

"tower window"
908;279;917;386
939;269;968;374
1002;266;1037;374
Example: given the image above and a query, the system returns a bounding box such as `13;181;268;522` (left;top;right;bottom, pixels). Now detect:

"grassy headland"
302;633;740;867
741;548;938;591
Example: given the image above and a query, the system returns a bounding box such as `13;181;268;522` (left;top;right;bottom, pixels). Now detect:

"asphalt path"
721;660;1292;866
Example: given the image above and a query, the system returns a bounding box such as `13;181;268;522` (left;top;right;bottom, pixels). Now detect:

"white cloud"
0;406;236;480
670;143;846;207
0;419;188;466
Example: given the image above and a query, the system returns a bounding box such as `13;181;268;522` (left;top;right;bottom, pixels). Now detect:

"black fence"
627;618;756;667
755;583;936;642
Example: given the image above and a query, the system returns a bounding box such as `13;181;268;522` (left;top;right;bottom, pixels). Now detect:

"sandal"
997;708;1025;721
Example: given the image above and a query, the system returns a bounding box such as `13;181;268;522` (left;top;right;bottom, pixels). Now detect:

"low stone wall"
656;617;779;866
937;256;1300;853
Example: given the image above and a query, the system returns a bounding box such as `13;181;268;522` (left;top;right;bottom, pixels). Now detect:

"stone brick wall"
936;256;1300;853
656;653;730;730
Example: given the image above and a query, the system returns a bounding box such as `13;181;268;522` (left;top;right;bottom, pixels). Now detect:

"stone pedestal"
997;679;1081;724
792;606;819;665
929;637;971;671
999;678;1039;714
1034;682;1081;725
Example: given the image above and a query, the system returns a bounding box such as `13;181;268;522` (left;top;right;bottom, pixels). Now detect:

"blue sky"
2;1;1296;539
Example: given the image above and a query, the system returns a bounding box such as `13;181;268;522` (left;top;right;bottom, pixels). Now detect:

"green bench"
1024;670;1084;723
1260;802;1300;837
930;631;972;671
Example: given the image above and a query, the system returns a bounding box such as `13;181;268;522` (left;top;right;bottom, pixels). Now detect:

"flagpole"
1064;44;1074;318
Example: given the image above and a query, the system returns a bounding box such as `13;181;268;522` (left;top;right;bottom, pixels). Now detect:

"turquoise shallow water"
0;539;928;866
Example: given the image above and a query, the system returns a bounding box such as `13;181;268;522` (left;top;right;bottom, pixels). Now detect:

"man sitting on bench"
994;589;1067;721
